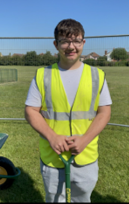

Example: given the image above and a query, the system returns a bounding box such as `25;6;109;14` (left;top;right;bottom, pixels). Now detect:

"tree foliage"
0;51;59;66
0;49;129;66
110;48;128;61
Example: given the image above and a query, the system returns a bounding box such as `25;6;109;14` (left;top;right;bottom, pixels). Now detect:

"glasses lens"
59;40;69;47
73;40;83;47
59;39;83;47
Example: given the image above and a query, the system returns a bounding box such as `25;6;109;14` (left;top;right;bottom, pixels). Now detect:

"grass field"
0;65;129;203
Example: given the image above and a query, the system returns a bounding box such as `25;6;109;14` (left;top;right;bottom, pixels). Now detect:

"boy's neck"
58;60;82;70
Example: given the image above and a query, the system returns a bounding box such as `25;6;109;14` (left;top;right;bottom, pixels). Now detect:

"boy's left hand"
65;136;86;155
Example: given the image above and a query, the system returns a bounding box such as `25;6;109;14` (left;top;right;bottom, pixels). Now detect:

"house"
104;49;117;62
0;52;2;57
39;53;44;56
12;53;24;57
104;50;113;61
80;52;100;61
80;55;87;61
104;49;129;61
84;52;100;60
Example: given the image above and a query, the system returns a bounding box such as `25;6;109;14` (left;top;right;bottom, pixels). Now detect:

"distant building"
104;49;128;62
12;53;24;57
80;55;87;61
104;50;113;61
39;53;44;56
84;52;100;60
0;52;2;57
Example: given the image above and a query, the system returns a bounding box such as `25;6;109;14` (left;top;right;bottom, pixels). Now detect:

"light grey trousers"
40;159;98;203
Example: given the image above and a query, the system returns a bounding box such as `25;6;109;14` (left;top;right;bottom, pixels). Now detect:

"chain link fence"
0;35;129;58
0;35;129;128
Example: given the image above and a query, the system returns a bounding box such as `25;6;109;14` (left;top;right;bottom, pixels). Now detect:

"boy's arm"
66;105;111;155
25;105;69;154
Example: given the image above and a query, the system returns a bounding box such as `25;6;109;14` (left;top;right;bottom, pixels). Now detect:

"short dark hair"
54;19;85;41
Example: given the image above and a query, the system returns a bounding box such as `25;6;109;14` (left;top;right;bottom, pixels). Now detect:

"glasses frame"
57;38;84;47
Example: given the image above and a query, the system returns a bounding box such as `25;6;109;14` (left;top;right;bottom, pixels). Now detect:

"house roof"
104;51;112;56
80;55;87;57
12;53;24;57
89;52;100;57
85;52;100;58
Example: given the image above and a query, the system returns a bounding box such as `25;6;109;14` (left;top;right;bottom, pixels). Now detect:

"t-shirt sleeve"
99;79;112;106
25;76;42;107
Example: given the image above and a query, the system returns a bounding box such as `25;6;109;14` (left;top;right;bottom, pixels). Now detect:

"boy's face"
54;34;85;65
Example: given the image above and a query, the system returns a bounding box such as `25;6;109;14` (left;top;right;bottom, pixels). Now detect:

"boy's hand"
65;136;86;155
49;135;69;155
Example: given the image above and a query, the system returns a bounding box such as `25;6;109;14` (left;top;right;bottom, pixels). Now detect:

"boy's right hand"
49;135;69;155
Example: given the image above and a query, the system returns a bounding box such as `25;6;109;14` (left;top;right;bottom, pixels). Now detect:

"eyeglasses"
57;39;84;48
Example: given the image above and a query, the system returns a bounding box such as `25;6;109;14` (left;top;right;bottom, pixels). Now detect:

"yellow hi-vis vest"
36;63;105;168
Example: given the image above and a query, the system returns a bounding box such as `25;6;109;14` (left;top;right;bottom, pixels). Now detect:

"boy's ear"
53;40;58;50
83;39;86;45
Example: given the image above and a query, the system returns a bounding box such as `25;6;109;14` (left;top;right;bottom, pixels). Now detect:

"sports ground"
0;65;129;203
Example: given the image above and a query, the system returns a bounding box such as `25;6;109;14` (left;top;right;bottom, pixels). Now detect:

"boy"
25;19;112;202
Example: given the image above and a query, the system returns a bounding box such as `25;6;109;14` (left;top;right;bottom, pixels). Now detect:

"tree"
42;51;58;65
24;51;37;65
12;55;22;65
111;48;128;61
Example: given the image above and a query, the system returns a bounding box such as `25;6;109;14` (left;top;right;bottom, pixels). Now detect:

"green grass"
0;65;129;203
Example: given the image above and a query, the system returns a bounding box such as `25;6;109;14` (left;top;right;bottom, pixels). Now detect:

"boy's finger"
66;140;74;145
66;136;75;141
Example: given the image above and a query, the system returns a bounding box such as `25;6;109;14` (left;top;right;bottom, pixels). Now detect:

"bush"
96;56;107;66
118;61;127;66
83;59;97;66
113;62;119;66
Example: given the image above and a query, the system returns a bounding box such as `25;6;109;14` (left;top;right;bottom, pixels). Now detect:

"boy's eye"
58;39;83;47
61;40;68;44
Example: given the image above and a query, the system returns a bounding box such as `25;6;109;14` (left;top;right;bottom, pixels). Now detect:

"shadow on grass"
91;190;122;203
0;167;45;203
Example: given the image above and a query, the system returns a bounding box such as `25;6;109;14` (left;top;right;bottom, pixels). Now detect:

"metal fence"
0;35;129;128
0;69;18;83
0;35;129;57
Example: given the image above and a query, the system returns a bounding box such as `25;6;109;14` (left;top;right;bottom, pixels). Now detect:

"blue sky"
0;0;129;55
1;0;129;37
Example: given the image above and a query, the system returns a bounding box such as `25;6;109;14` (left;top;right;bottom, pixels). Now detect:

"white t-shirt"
25;63;112;107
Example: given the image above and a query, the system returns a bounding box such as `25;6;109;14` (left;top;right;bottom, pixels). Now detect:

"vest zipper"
69;106;73;137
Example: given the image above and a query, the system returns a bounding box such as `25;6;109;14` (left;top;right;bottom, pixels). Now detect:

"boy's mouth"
65;52;76;56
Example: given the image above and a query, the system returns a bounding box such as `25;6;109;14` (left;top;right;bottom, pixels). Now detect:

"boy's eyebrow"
59;38;83;41
58;37;83;41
